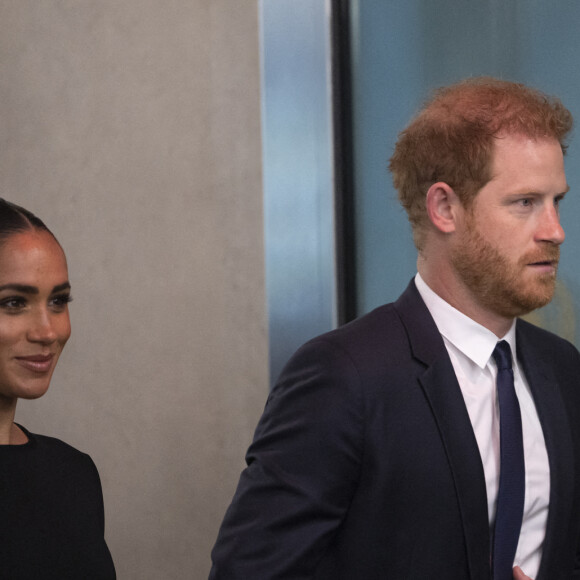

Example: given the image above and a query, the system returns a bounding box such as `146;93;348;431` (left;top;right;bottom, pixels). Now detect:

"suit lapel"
516;324;575;580
394;282;491;580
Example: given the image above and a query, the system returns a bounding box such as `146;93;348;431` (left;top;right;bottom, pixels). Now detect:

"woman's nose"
27;311;58;344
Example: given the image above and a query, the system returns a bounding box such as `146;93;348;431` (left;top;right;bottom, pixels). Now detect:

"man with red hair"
210;78;580;580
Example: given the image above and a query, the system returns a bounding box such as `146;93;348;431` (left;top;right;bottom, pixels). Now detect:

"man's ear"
425;182;461;233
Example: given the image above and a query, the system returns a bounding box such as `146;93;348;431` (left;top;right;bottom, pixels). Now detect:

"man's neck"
417;259;514;338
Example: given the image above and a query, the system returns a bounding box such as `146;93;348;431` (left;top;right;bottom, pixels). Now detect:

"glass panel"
350;0;580;344
261;0;337;385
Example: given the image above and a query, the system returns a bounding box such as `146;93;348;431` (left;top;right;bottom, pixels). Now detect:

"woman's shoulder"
17;424;96;467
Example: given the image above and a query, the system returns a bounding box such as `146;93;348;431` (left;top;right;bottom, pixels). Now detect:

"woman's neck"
0;397;20;444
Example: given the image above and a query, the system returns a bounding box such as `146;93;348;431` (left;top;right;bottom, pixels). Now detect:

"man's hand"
513;565;533;579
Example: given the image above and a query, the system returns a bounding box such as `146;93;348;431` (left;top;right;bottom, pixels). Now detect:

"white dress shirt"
415;274;550;578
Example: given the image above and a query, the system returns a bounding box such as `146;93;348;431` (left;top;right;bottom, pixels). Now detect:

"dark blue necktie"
491;340;525;580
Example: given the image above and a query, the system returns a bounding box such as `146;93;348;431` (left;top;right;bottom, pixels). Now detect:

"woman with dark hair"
0;199;115;578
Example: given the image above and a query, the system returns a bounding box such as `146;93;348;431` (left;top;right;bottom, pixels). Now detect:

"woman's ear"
425;182;461;233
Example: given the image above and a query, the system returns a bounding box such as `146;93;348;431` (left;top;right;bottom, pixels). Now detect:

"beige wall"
0;2;267;578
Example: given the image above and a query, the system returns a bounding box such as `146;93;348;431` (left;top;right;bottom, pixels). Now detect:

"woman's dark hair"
0;198;55;243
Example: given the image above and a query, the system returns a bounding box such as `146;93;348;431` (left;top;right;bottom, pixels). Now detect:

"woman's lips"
15;354;54;373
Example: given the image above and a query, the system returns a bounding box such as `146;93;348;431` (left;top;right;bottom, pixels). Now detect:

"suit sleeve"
571;488;580;578
209;338;365;579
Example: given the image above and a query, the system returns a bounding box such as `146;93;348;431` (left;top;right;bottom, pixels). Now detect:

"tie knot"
492;340;513;371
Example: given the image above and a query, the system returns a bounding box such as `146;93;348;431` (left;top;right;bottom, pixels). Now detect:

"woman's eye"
0;297;27;311
50;294;73;310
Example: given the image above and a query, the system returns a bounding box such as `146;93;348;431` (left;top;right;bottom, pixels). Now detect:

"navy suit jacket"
210;281;580;579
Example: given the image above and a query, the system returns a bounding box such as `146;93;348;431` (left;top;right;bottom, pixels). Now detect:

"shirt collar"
415;273;517;369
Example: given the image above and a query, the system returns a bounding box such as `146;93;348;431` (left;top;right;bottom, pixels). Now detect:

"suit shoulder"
314;302;404;344
277;303;412;392
517;318;579;356
301;303;405;357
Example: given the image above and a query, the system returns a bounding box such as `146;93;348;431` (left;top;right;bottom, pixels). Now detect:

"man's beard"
451;220;559;319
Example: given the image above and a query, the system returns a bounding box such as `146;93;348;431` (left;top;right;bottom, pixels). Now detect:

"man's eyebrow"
0;282;71;294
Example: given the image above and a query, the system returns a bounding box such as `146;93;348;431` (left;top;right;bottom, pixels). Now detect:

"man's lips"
527;260;559;274
524;247;560;270
15;354;55;373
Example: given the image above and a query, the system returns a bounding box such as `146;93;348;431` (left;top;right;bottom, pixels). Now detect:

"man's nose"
536;204;565;245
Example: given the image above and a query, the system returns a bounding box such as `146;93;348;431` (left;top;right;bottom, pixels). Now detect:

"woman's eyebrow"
0;282;70;294
0;284;38;294
52;282;71;293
